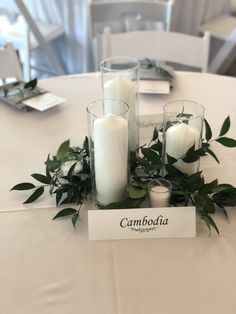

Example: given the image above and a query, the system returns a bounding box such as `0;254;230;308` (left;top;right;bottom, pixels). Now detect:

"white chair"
0;0;65;81
90;0;174;69
101;28;210;72
199;15;236;73
231;0;236;15
0;42;23;82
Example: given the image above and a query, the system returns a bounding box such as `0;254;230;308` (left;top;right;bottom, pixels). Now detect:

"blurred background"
0;0;236;81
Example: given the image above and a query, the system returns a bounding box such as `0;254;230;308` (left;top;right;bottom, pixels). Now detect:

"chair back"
0;43;23;81
101;29;210;72
90;0;174;69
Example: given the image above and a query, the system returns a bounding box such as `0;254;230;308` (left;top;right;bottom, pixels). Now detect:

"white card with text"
88;206;196;240
23;92;65;111
139;80;170;94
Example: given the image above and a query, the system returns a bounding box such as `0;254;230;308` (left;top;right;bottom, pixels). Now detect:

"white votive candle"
165;123;200;174
104;74;138;151
149;185;170;208
94;114;128;205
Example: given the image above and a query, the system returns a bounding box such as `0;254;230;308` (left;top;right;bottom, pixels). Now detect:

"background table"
1;72;236;314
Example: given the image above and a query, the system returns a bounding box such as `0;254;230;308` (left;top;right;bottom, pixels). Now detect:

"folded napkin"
0;80;47;111
139;59;174;89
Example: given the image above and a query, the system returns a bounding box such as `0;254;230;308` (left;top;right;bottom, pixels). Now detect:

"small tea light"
148;179;172;208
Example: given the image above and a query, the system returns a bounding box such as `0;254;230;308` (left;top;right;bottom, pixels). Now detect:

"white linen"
1;72;236;314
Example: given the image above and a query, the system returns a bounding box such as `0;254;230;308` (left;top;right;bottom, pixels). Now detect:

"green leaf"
46;167;51;180
83;136;89;156
216;205;229;221
11;182;35;191
151;127;158;141
141;148;161;164
31;173;50;184
219;116;230;137
45;159;61;172
100;196;146;209
72;212;79;228
201;215;219;236
52;207;77;220
23;186;44;204
212;184;233;193
67;162;77;182
56;140;70;159
204;119;212;141
200;179;218;194
205;147;220;163
127;185;147;199
207;215;219;235
24;78;37;90
216;137;236;147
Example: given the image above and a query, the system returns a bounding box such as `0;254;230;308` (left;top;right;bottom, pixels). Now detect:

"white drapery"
26;0;230;74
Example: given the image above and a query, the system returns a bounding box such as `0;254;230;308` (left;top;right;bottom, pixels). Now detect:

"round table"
1;72;236;314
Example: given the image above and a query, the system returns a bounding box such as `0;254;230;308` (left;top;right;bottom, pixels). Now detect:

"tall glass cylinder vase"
163;100;205;175
101;56;140;152
87;99;129;206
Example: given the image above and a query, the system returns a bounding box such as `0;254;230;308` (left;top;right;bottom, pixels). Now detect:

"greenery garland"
11;117;236;234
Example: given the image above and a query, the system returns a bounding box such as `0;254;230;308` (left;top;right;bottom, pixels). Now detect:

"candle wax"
166;123;200;174
104;74;138;151
94;114;128;205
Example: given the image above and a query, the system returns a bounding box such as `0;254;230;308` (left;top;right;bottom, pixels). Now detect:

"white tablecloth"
1;72;236;314
25;0;230;74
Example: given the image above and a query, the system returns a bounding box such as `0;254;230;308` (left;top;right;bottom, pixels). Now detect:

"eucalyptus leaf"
56;139;70;159
205;147;220;163
45;159;61;172
23;186;44;204
72;212;79;228
151;127;158;141
216;137;236;147
219;116;230;137
24;78;37;90
31;173;50;184
101;196;146;209
52;207;77;220
141;148;161;165
216;205;229;221
201;214;219;235
11;182;35;191
204;119;212;141
127;185;147;199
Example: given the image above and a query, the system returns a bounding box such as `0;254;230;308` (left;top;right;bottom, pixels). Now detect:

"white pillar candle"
165;123;200;174
94;114;128;205
149;185;170;208
104;74;138;151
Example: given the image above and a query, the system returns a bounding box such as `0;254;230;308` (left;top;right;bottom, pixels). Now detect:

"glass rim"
163;100;205;120
148;178;172;194
86;99;129;119
100;56;140;73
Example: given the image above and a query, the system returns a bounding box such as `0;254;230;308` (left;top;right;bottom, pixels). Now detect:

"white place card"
139;80;170;94
23;92;65;111
88;206;196;240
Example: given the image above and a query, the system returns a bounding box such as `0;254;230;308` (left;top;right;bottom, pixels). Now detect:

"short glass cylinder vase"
87;99;129;206
148;178;172;208
100;56;140;151
163;100;205;175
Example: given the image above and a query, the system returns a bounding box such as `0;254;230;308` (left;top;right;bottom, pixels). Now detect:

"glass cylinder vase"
163;100;205;175
100;56;140;152
87;99;129;206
